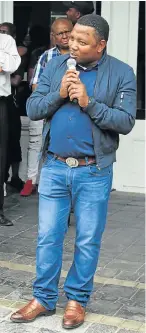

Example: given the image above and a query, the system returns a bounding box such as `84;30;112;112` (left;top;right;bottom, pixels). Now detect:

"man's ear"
97;40;107;53
76;11;81;20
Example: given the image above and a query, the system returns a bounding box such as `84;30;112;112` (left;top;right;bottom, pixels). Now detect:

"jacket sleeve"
27;59;64;120
84;67;136;135
0;35;21;73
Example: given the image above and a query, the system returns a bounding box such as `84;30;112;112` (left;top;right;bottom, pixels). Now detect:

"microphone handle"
68;65;78;104
72;98;78;104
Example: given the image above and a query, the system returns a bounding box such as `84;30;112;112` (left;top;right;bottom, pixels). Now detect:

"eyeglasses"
0;30;8;34
55;30;71;37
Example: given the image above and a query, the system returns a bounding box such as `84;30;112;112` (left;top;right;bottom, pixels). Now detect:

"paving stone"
116;252;145;264
5;287;33;301
37;330;60;333
0;285;16;298
116;305;145;322
0;253;19;261
108;210;144;222
87;299;122;315
62;260;72;271
85;323;117;333
10;255;35;265
0;307;11;319
138;274;145;283
130;290;145;307
105;259;143;271
93;291;119;303
24;315;91;333
99;285;137;300
114;270;145;282
0;244;24;254
0;321;39;333
57;293;67;308
98;256;113;267
0;277;6;285
125;245;145;255
95;268;121;278
3;278;25;288
0;236;7;244
17;247;36;257
2;238;34;249
18;231;38;239
117;330;139;333
1;268;35;283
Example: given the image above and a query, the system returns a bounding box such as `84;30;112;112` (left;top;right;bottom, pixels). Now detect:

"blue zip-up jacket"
26;52;136;169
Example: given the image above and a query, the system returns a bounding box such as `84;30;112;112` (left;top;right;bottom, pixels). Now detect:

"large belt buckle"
66;157;79;168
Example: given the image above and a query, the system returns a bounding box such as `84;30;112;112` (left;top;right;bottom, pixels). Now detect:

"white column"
0;1;13;23
102;1;139;73
101;2;145;193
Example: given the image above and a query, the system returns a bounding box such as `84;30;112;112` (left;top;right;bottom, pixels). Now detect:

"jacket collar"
63;50;107;69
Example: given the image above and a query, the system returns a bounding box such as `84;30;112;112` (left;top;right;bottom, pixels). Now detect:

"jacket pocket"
101;130;119;154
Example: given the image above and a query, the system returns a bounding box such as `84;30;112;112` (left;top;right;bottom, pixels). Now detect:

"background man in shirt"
21;18;73;196
63;1;94;24
0;32;20;226
11;14;136;328
0;22;25;196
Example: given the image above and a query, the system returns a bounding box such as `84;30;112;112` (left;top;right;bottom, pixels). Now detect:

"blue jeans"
33;153;113;310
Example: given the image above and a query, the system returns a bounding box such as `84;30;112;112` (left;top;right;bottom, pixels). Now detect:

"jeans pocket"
43;153;55;168
89;164;113;176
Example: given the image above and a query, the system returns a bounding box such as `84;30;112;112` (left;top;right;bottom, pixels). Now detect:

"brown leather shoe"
10;298;56;323
63;300;86;329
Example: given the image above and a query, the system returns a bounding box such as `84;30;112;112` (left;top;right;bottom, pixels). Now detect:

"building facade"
0;1;145;193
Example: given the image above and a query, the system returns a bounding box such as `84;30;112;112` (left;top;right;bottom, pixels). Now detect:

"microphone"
67;58;78;104
67;58;76;70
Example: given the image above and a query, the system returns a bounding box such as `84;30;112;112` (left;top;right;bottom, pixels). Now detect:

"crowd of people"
0;1;136;330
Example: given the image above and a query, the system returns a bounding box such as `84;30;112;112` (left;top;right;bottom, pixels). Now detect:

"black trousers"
0;97;8;212
4;94;22;183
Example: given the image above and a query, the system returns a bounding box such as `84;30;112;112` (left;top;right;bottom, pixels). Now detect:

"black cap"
63;1;94;16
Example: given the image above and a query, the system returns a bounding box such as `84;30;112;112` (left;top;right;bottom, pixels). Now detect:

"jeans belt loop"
85;157;88;166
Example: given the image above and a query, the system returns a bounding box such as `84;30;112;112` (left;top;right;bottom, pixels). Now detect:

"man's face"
52;21;73;50
0;25;9;35
66;8;81;24
69;23;106;65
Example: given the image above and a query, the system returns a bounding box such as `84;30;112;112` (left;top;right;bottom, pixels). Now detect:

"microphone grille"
67;58;77;69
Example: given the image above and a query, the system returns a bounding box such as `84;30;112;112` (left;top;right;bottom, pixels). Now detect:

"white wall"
0;1;13;23
102;1;145;193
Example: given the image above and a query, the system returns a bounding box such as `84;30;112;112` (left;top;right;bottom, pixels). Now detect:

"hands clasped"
60;69;89;108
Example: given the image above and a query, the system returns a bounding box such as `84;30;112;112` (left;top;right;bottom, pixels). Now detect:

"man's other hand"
60;69;79;99
68;80;89;108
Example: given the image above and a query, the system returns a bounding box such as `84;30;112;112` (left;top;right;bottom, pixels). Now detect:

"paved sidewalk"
0;189;145;333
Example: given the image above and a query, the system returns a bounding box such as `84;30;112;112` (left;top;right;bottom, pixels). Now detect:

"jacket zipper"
93;70;101;170
120;92;124;108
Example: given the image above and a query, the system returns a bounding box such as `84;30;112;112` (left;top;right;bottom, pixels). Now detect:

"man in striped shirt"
21;18;73;196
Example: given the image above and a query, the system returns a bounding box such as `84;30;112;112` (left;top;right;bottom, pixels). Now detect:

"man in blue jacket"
11;14;136;329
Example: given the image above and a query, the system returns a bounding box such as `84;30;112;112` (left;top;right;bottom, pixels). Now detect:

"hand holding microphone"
66;58;79;104
60;58;89;108
60;58;79;99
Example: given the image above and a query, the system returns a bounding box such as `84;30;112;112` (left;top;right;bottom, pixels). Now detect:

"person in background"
27;26;49;84
20;18;73;197
0;22;25;194
11;14;136;328
0;31;20;226
63;1;94;24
